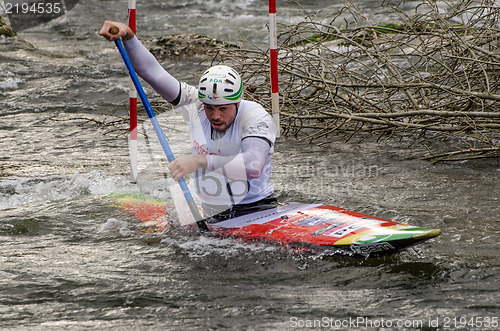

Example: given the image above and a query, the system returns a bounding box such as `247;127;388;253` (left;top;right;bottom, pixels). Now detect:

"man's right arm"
99;21;181;104
123;37;181;104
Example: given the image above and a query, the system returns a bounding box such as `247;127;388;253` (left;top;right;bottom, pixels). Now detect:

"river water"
1;0;499;330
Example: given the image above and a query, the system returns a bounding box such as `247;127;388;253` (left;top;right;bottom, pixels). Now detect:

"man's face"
203;103;238;132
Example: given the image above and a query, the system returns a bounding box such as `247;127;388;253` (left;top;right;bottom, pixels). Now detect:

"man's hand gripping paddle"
109;27;209;232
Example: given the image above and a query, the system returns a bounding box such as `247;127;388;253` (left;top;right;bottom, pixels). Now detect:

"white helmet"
198;65;243;105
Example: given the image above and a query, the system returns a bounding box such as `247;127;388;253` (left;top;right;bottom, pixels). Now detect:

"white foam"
0;76;22;90
164;235;277;259
0;171;172;210
97;218;134;237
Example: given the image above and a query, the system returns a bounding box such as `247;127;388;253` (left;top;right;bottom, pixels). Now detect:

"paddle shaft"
111;29;208;231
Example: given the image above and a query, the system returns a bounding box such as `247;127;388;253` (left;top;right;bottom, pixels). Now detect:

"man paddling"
99;21;277;223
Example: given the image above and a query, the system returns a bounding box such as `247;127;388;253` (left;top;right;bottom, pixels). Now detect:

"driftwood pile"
215;0;499;162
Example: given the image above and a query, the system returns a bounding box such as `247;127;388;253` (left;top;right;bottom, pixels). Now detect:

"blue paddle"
111;30;208;231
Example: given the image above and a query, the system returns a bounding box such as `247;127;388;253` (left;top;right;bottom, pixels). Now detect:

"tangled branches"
216;0;500;162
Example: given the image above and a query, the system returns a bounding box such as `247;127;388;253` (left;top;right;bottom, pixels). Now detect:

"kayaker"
99;21;277;222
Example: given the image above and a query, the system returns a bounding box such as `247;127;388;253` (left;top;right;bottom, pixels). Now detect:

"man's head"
203;103;238;132
198;65;243;132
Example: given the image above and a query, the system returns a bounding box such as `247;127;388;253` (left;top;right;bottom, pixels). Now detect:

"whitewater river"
1;0;499;330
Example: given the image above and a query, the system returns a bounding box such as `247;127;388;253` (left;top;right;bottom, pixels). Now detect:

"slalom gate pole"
128;0;138;183
111;30;209;232
269;0;280;137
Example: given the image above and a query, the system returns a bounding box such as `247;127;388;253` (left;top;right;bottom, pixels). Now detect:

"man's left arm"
206;137;271;180
168;137;270;181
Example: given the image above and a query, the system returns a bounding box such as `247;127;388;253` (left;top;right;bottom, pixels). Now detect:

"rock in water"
0;15;16;38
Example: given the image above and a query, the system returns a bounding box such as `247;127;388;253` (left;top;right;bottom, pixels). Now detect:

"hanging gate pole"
269;0;280;137
128;0;138;182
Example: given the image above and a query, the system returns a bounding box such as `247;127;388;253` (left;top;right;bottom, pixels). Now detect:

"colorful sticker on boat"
305;211;381;236
324;223;368;238
296;215;335;226
322;218;385;238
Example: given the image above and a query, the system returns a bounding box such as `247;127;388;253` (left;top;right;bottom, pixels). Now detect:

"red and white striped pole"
269;0;280;137
128;0;138;182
